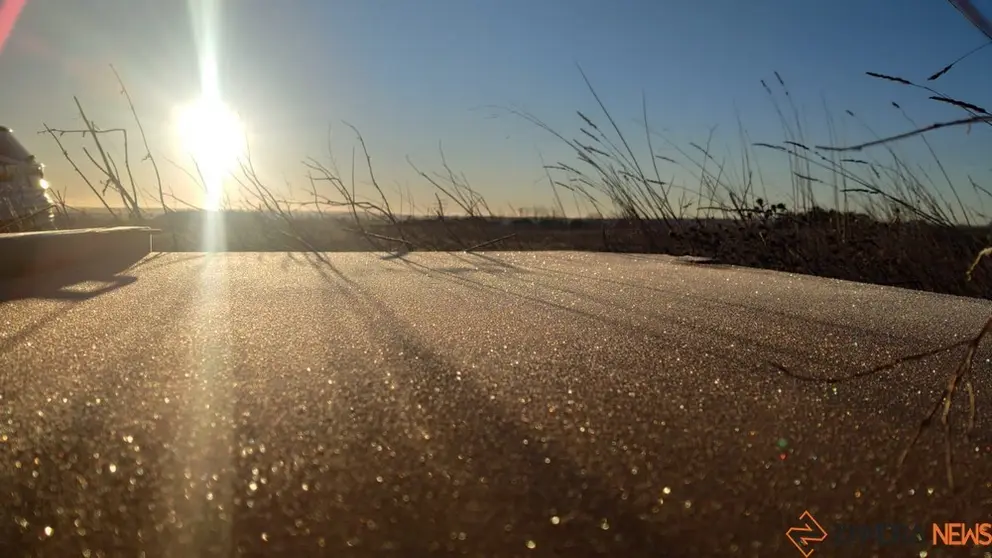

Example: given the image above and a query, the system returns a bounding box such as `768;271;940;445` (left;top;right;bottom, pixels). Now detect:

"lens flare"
173;96;244;211
0;0;27;56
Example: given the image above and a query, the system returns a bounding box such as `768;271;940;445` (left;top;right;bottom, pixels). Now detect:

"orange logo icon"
787;511;828;556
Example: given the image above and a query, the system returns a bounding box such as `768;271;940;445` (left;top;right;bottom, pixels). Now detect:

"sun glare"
173;97;244;210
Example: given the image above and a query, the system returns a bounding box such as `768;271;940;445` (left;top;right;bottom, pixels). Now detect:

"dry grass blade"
895;313;992;490
947;0;992;40
343;122;407;240
767;334;973;384
0;204;57;233
964;380;976;438
465;233;517;253
40;124;119;220
342;228;418;248
771;310;990;492
73;97;142;219
966;247;992;281
891;103;971;226
111;64;168;214
865;71;913;86
928;96;989;114
815;116;992;152
928;39;992;80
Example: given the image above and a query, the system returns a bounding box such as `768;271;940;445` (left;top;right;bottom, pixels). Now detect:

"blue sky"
1;0;990;217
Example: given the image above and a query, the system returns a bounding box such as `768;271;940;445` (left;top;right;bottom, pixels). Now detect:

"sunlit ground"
174;3;237;552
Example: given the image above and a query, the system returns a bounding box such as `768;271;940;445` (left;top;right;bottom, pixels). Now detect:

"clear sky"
1;0;990;217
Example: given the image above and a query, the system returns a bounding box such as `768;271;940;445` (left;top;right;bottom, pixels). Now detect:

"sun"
172;97;245;210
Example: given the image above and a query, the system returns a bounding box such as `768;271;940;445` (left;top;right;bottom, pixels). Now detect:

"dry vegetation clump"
7;34;987;306
768;1;992;492
28;61;992;300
